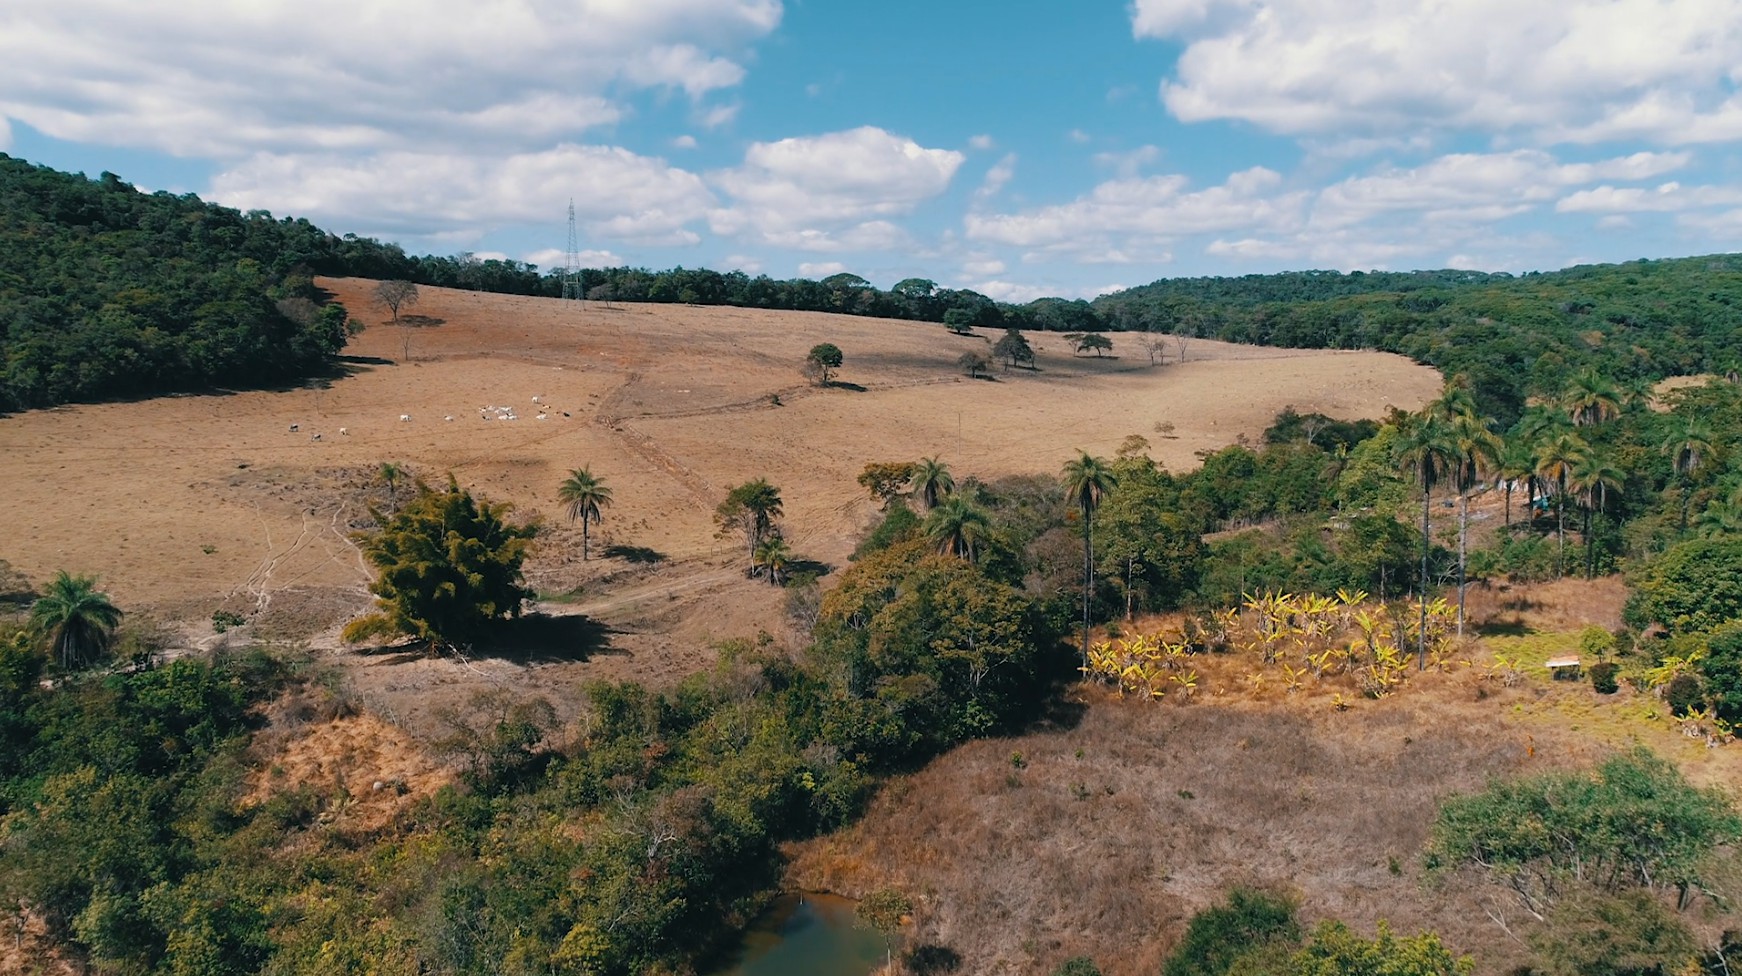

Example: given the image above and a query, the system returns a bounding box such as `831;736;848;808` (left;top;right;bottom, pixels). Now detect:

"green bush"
1624;538;1742;634
1528;890;1697;976
1699;625;1742;725
1589;661;1620;695
1050;957;1102;976
1666;673;1705;716
1163;887;1301;976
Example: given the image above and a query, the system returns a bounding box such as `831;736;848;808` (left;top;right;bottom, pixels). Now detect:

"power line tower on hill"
562;199;584;302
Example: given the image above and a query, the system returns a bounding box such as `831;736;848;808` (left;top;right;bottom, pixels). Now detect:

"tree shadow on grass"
603;544;666;564
826;380;868;392
350;613;626;665
472;613;626;663
1475;617;1534;637
398;314;446;328
785;557;834;580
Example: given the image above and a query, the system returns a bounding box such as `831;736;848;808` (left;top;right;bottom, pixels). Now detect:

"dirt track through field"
1;279;1440;716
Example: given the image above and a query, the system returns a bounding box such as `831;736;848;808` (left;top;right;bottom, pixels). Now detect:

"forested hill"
0;155;370;410
1092;256;1742;421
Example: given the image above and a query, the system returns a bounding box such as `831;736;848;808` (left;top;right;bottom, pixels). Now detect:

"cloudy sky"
4;0;1741;301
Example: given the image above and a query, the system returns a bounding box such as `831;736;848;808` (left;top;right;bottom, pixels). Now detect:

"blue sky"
4;1;1742;301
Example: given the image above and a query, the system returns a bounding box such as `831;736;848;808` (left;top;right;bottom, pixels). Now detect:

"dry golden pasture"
0;279;1438;724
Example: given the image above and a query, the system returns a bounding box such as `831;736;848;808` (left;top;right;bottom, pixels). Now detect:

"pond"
707;892;888;976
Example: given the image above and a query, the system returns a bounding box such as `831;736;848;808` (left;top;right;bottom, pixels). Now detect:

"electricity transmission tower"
561;199;584;302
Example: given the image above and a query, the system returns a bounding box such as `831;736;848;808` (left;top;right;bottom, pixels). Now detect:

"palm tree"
30;571;124;671
1494;438;1537;528
1449;411;1500;636
557;467;613;560
1661;417;1715;533
1568;451;1625;580
1394;411;1457;667
752;535;792;585
1563;367;1622;428
924;494;992;561
1062;451;1117;669
911;456;955;510
1535;432;1591;578
718;478;784;569
1696;485;1742;538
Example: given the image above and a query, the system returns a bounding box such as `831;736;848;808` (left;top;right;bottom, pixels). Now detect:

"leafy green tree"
924;495;993;561
1067;332;1113;357
1528;890;1697;976
1393;411;1456;666
1494;437;1537;528
912;456;956;510
342;477;538;648
1661;416;1715;533
717;478;784;571
1624;537;1742;633
857;888;912;969
29;571;124;671
1426;747;1742;916
1062;451;1117;667
957;349;991;378
805;342;844;385
557;466;613;560
943;308;977;334
1163;887;1300;976
1095;457;1203;618
992;328;1035;369
1286;920;1472;976
857;461;917;508
1697;624;1742;724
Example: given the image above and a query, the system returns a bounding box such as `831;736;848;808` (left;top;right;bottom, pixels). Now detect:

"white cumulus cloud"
1132;0;1742;145
0;0;782;158
210;145;715;245
709;126;964;247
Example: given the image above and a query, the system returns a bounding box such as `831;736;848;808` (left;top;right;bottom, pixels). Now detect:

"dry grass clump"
788;690;1559;975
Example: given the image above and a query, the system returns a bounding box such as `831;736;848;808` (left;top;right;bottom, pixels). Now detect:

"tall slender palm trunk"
1419;485;1430;669
1081;509;1093;672
1457;493;1468;638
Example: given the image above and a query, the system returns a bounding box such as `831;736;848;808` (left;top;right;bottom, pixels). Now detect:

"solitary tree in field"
30;572;123;671
343;477;537;650
1067;333;1113;357
717;478;783;572
957;350;991;378
912;456;955;510
1662;417;1716;533
1063;451;1117;668
1394;411;1457;667
804;342;844;386
557;467;613;560
373;280;419;324
992;329;1035;369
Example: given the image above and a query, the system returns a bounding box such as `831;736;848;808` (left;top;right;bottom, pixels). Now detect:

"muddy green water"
708;892;886;976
